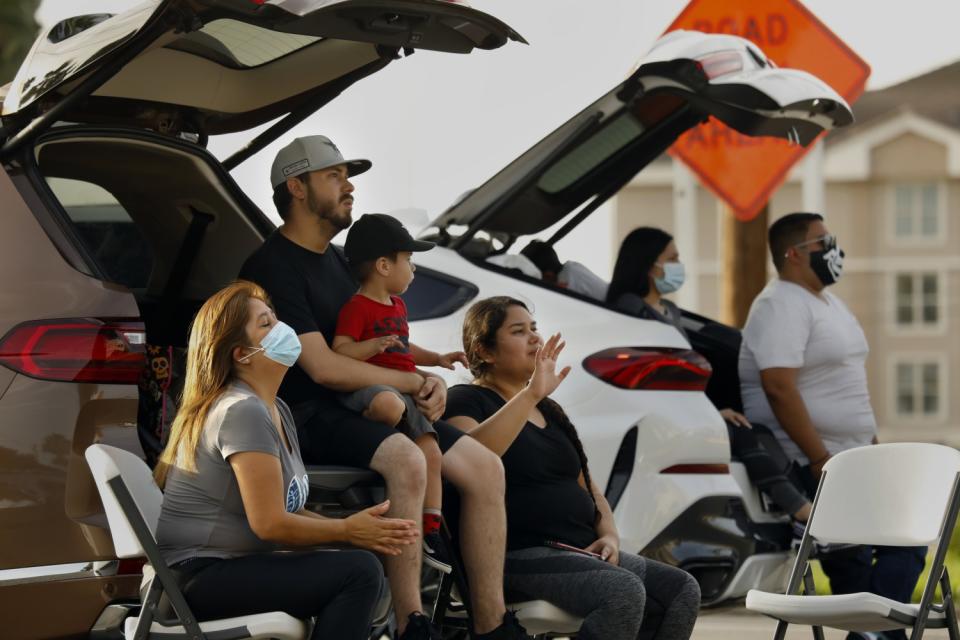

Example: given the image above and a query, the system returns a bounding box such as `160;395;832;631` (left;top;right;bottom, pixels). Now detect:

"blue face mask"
239;321;302;368
653;261;686;294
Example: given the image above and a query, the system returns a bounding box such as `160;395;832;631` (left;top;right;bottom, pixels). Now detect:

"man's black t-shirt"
239;231;357;408
444;384;598;551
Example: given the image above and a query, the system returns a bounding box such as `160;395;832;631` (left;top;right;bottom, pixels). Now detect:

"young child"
335;213;467;571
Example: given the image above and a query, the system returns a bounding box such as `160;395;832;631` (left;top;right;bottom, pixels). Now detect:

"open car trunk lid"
1;0;523;140
432;29;852;241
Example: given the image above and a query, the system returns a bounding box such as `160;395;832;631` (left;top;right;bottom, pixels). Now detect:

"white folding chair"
431;518;583;638
438;593;582;639
508;600;583;637
746;442;960;640
85;444;307;640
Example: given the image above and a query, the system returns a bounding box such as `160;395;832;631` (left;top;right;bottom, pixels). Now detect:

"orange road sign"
666;0;871;220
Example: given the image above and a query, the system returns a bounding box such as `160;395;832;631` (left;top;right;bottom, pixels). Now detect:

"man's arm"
760;367;831;475
413;368;447;422
298;332;423;395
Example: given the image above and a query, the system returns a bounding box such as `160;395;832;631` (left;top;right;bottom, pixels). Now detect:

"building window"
894;273;940;327
892;182;943;241
895;361;941;418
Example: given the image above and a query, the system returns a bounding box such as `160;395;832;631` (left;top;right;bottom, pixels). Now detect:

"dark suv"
0;1;522;637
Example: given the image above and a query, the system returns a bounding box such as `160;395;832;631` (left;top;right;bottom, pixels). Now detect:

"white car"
406;30;853;606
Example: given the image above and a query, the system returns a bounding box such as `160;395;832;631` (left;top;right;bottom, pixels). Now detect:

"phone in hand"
544;540;603;559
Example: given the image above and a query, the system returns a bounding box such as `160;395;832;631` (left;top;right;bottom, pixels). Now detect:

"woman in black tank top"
444;296;701;640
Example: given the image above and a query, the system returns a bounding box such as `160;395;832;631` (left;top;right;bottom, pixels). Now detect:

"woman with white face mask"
153;280;418;639
607;228;813;526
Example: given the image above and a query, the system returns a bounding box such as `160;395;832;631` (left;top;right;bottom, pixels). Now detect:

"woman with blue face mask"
153;280;418;639
606;227;687;333
607;228;813;526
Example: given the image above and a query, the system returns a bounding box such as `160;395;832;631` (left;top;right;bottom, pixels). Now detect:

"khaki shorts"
340;384;436;441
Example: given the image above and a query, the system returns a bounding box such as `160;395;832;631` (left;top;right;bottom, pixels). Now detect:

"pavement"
691;605;952;639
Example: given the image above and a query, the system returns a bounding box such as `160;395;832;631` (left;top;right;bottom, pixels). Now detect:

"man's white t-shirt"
559;261;609;301
739;278;877;464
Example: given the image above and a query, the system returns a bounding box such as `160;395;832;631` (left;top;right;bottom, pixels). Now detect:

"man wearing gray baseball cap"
240;136;530;640
269;134;372;188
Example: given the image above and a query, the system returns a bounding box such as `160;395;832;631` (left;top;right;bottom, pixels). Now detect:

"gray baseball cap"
270;135;371;187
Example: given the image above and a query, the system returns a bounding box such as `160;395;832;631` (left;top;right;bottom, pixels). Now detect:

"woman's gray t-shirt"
156;382;308;566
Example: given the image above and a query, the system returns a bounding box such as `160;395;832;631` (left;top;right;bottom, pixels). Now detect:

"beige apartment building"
611;62;960;445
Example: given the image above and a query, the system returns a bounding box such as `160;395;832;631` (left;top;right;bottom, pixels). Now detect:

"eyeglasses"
791;233;837;253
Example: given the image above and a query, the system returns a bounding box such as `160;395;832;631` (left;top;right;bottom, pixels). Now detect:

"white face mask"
654;261;685;294
238;321;302;367
793;233;843;286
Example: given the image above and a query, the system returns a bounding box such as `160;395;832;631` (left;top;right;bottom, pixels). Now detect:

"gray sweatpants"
503;547;700;640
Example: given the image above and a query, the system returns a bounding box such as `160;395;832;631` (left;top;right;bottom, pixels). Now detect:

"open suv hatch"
405;29;853;605
0;1;521;637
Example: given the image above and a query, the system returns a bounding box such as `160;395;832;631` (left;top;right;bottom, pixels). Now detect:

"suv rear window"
44;178;154;290
165;19;320;69
538;113;645;194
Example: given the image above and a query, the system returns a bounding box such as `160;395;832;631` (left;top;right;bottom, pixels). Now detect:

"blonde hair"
154;280;270;487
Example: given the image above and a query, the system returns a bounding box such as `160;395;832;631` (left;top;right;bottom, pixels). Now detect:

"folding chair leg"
440;518;474;631
133;576;162;640
432;571;454;625
911;474;960;640
109;477;206;640
773;620;789;640
772;472;825;640
802;566;825;640
810;621;825;639
940;568;959;640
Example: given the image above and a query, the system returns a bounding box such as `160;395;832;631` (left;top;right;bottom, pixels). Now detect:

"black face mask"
809;246;844;286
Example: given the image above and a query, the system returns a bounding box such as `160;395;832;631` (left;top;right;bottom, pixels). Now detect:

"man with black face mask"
739;212;925;640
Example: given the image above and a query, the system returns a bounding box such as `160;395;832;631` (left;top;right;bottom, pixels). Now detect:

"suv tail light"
0;318;146;384
117;558;147;575
583;347;711;391
661;464;730;474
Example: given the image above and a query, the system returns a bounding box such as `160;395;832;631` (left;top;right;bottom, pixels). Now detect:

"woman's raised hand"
343;500;419;556
527;332;571;402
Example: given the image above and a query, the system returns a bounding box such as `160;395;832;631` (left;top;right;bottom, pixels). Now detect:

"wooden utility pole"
720;204;769;328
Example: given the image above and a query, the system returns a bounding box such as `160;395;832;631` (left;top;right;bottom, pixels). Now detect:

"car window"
44;178;154;290
441;92;692;239
402;267;478;321
538;113;645;194
536;92;688;196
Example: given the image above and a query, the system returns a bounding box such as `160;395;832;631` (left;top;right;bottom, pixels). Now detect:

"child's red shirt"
335;294;415;372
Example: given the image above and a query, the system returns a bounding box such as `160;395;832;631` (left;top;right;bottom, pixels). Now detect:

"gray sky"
33;0;960;276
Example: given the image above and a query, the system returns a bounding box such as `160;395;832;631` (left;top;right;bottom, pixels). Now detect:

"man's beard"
308;190;352;231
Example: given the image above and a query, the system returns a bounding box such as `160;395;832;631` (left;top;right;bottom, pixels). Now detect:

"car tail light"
661;464;730;474
582;347;711;391
696;50;744;79
116;558;147;575
0;318;146;384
